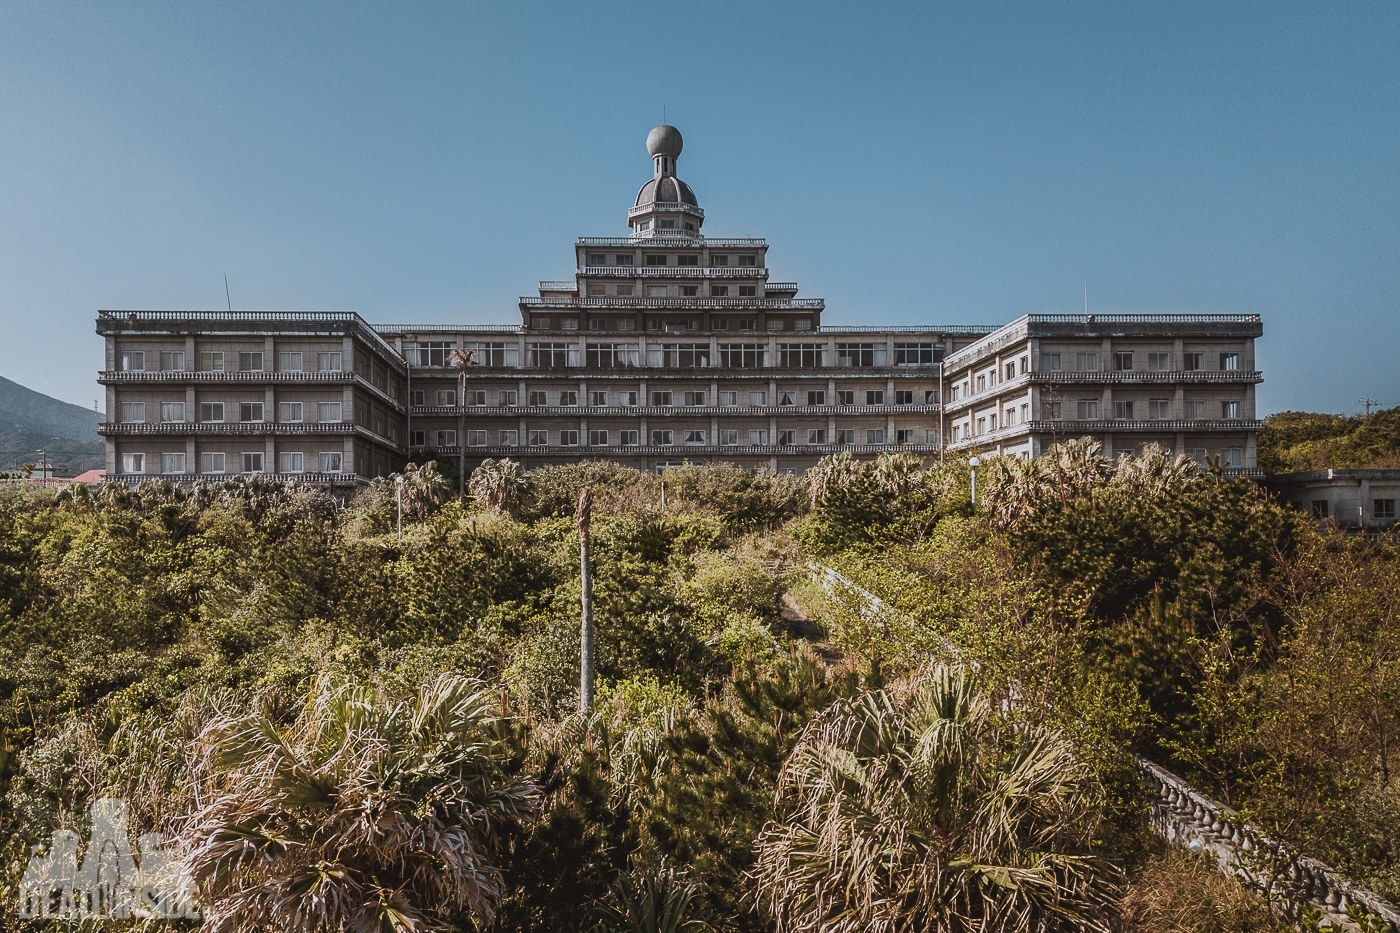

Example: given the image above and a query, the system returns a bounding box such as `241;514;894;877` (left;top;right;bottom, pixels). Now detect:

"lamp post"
395;474;405;541
968;455;981;507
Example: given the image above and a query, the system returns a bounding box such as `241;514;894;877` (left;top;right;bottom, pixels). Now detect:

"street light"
968;456;981;507
395;474;405;541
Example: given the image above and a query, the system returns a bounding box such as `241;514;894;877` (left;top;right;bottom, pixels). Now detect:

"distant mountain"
0;375;104;475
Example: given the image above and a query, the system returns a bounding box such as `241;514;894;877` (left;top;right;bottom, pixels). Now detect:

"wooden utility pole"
577;486;595;712
450;348;476;497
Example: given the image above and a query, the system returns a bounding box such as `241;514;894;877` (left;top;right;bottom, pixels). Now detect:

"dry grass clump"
1120;849;1283;933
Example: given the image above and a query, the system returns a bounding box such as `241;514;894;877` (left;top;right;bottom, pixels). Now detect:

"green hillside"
0;375;103;474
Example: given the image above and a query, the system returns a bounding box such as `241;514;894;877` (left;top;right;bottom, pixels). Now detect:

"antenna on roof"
663;103;666;123
1083;282;1089;315
224;275;233;313
1361;397;1379;416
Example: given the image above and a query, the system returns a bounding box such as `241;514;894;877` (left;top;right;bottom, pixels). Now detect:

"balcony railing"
627;201;705;217
1031;369;1263;384
419;442;942;458
577;236;767;247
1023;419;1262;433
1025;313;1262;325
538;281;577;291
520;296;824;310
578;266;766;278
408;403;942;417
100;370;355;383
104;471;369;487
96;310;405;364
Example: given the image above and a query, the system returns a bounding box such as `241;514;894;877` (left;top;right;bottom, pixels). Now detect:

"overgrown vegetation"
1258;406;1400;473
1;448;1395;931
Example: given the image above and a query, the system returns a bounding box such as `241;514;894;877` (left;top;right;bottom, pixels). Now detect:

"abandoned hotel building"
97;126;1264;484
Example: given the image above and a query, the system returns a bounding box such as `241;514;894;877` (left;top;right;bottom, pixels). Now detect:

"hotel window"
499;389;518;405
590;429;609;446
1184;352;1204;371
738;319;757;330
1374;499;1397;520
559;390;578;406
278;401;303;423
749;429;768;445
836;343;876;367
677;254;699;266
1220;447;1243;467
651;429;674;446
976;374;986;392
779;391;795;406
239;351;264;372
989;413;999;430
807;390;826;405
646;286;667;298
467;431;487;447
467;390;487;406
617;319;636;331
712;254;729;266
684;430;706;445
620;430;639;446
160;350;185;371
410;390;425;406
1076;399;1099;419
435;430;458;447
119;350;145;371
435;389;457;406
1220;352;1241;371
681;285;699;297
645;254;667;266
499;429;519;447
1187;400;1206;420
241;452;264;473
316;351;342;372
1006;362;1016;380
684;390;706;406
738;255;757;266
779;344;824;367
711;285;729;297
1114;351;1133;371
777;429;795;445
119;402;146;423
1149;398;1170;420
750;390;767;405
976;417;987;435
528;389;548;406
837;390;854;405
160;401;186;422
318;402;342;422
738;286;757;297
319;451;343;472
836;428;855;444
559;430;579;447
719;390;739;406
719;429;739;446
652;390;673;406
161;452;186;474
867;428;886;444
591;390;608;406
615;254;634;265
1005;408;1017;426
410;430;426;446
528;343;570;368
1114;401;1135;420
894;343;936;365
661;343;710;367
718;344;766;367
1221;400;1241;419
1310;500;1330;518
277;451;304;473
558;317;579;330
896;429;916;444
807;429;826;445
200;452;225;474
122;453;145;474
921;390;938;405
1188;448;1208;466
1039;352;1062;371
1075;352;1099;372
866;390;885;405
198;351;224;371
1045;400;1063;420
621;390;638;406
587;253;606;265
895;390;913;405
1147;352;1170;371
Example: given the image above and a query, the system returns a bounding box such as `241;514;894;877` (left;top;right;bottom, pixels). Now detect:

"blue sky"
1;2;1396;415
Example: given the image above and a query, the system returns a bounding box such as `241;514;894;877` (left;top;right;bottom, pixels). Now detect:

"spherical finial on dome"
646;125;683;159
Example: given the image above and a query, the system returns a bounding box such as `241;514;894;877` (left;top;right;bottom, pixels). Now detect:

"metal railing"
577;236;767;247
104;471;369;487
578;266;765;278
1023;418;1262;432
628;201;705;218
519;296;825;310
99;370;355;383
408;403;942;417
420;441;940;457
1031;369;1264;384
538;281;577;291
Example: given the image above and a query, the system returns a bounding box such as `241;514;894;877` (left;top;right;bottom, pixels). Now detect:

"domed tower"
629;125;704;238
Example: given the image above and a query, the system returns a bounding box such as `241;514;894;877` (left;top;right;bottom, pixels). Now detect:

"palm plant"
753;665;1118;933
468;458;528;516
180;673;538;933
805;451;862;508
397;460;452;521
589;862;716;933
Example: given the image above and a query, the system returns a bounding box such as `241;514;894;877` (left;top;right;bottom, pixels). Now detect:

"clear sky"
2;2;1397;416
